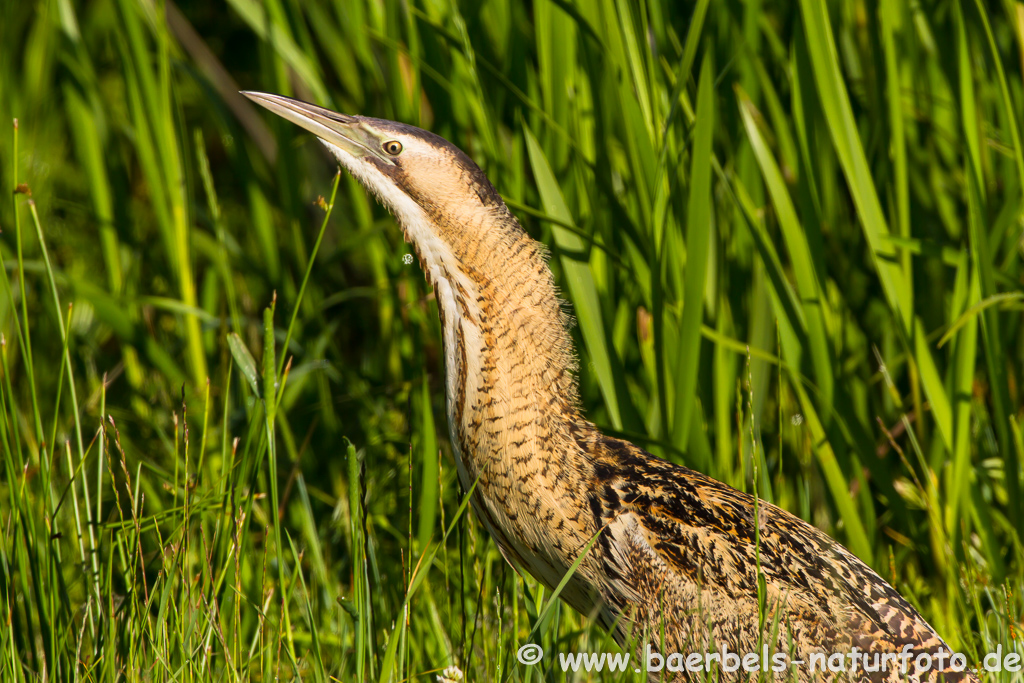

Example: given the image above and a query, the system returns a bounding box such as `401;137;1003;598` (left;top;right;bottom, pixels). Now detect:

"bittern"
243;91;973;683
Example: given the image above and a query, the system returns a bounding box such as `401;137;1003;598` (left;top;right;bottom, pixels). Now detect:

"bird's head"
242;92;507;249
243;91;581;421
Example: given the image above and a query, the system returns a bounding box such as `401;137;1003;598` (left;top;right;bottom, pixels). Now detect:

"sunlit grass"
1;0;1023;681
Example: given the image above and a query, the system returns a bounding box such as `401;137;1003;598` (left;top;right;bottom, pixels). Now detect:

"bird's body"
244;92;974;683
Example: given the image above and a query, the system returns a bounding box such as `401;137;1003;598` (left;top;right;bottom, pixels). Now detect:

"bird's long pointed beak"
241;91;393;165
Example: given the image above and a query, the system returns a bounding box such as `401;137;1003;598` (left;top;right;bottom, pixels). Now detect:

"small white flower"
791;414;804;426
437;664;464;682
403;253;414;265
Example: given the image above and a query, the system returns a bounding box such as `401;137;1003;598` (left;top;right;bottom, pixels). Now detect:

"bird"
241;91;975;683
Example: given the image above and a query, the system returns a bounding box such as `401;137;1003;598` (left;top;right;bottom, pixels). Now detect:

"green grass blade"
523;123;626;430
673;53;714;447
739;88;834;413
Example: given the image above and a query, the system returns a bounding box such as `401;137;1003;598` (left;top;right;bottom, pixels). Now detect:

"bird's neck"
407;205;585;485
405;203;606;596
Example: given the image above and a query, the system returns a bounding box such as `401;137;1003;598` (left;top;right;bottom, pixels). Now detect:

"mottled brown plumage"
243;91;975;683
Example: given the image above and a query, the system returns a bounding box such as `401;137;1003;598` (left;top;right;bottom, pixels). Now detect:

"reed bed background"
1;0;1023;680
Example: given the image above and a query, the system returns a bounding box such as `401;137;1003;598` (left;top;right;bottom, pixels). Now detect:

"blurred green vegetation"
1;0;1023;680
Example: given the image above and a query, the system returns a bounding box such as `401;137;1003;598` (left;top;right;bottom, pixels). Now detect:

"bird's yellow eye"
383;140;403;155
